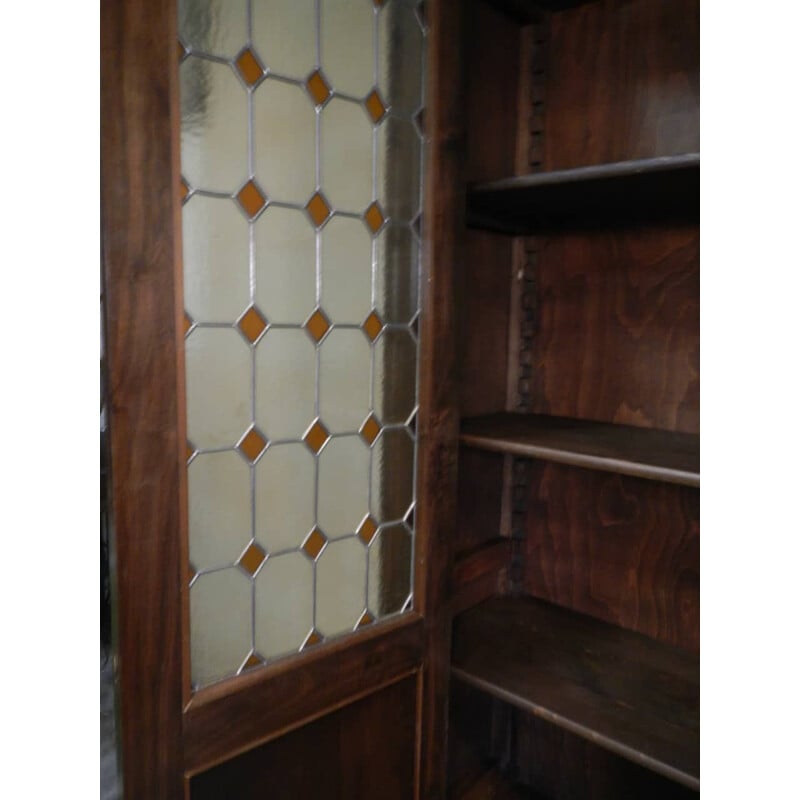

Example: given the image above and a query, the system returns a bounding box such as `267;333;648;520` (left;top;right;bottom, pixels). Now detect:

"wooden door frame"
101;1;464;796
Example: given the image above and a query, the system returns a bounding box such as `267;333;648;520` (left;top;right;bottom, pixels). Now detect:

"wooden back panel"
542;0;699;171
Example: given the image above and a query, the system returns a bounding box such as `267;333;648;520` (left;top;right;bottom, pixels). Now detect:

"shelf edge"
459;433;700;488
450;666;700;792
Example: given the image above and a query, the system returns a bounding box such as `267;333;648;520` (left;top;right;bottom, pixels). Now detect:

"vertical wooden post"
101;0;186;795
415;0;467;796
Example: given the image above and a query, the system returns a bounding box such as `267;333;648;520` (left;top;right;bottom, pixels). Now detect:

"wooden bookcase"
446;0;699;796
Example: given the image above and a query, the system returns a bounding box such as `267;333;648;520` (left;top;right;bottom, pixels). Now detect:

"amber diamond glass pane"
235;48;264;86
364;202;385;234
303;528;328;561
242;653;264;671
360;415;381;445
365;90;387;123
180;0;424;690
306;70;331;106
306;192;331;228
238;427;267;462
239;542;267;576
304;420;330;454
237;180;267;219
305;308;331;343
358;516;378;546
238;306;268;343
363;311;384;341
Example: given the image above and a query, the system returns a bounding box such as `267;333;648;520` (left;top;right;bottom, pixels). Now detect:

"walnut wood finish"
461;413;700;487
513;714;698;799
416;1;468;796
101;0;186;795
452;539;512;615
191;677;416;800
467;155;700;234
451;596;700;790
524;462;699;651
542;0;700;170
459;0;522;418
456;448;506;555
183;614;423;776
529;224;699;434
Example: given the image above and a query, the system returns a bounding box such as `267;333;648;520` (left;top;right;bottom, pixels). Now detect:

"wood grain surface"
451;596;699;789
529;224;699;434
415;1;469;796
101;0;186;795
542;0;700;170
461;413;700;486
191;677;416;800
183;614;423;776
524;462;699;651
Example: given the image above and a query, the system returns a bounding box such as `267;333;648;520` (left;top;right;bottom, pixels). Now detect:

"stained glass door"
102;0;459;796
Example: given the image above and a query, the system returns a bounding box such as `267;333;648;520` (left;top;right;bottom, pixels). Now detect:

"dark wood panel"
448;681;511;797
452;538;511;614
101;0;186;795
465;0;522;183
524;462;699;651
467;155;699;234
456;448;507;554
451;596;699;790
513;713;698;799
530;225;699;434
461;413;699;487
191;677;416;800
460;230;515;417
543;0;700;170
457;769;538;799
183;614;423;775
416;1;469;796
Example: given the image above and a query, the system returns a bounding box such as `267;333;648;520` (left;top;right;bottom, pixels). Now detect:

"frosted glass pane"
378;0;424;117
316;537;367;637
181;56;248;193
183;195;250;323
321;0;374;98
374;329;417;424
377;117;421;222
255;207;316;324
186;328;251;449
320;216;372;324
252;0;316;80
255;552;313;658
255;329;316;440
318;436;369;536
191;569;252;686
179;0;248;59
375;224;417;324
321;98;372;213
253;79;316;205
371;429;414;522
255;443;315;552
189;452;252;570
319;329;371;433
368;523;412;616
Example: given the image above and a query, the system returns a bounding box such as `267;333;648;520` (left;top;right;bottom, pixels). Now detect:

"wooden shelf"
460;413;699;487
451;596;700;791
466;154;700;234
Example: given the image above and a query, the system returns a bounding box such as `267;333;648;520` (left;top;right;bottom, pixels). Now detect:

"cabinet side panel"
524;462;699;651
